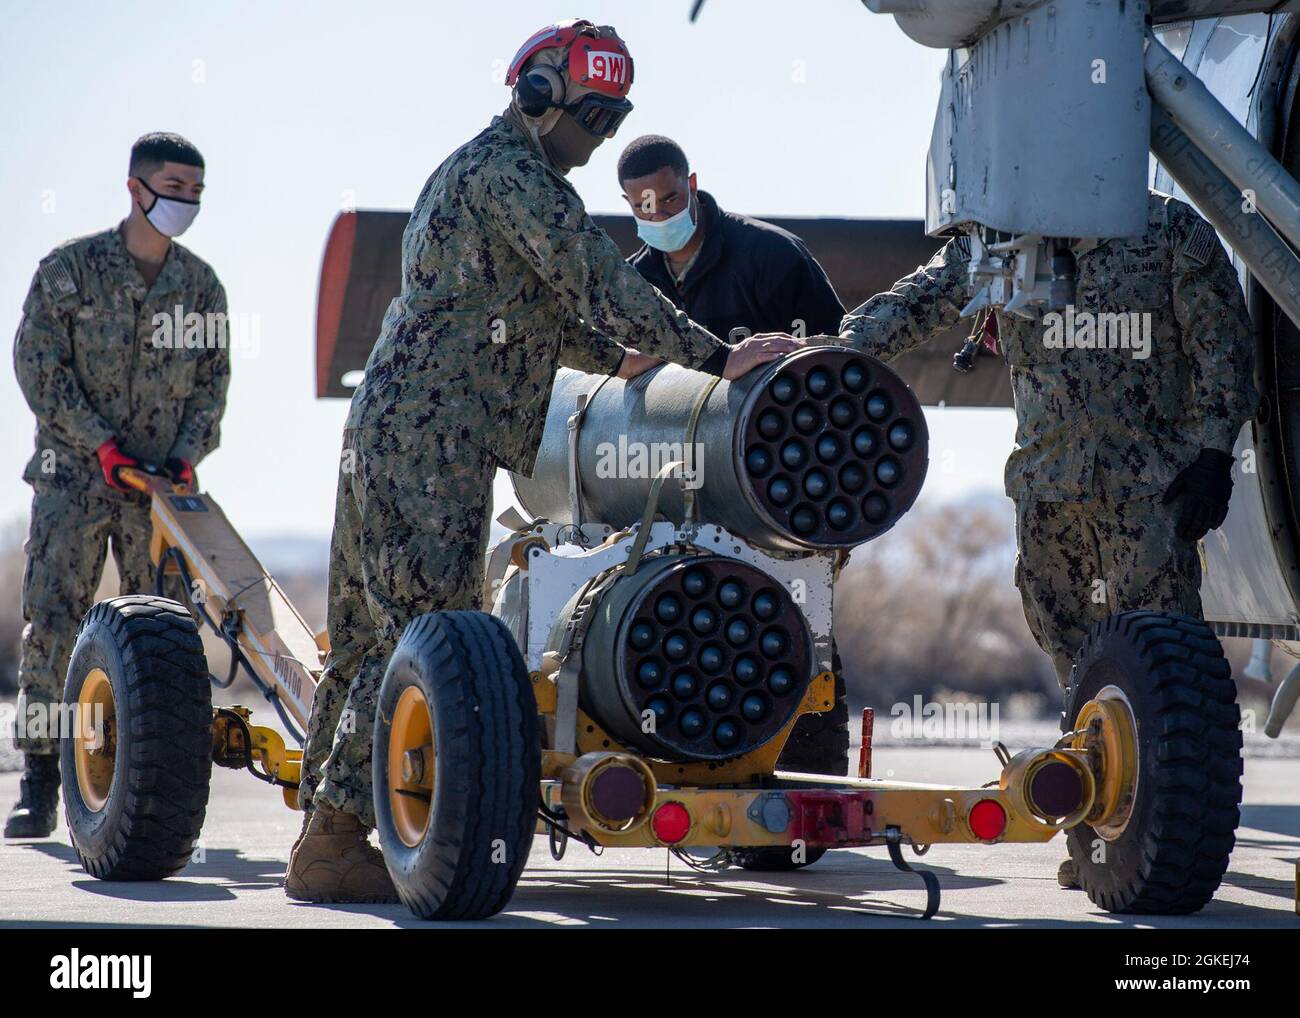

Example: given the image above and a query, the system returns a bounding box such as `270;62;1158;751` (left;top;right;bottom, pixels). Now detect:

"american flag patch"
1182;220;1218;267
38;257;76;299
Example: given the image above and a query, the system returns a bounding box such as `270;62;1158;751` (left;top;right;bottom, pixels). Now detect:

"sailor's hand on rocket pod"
616;349;665;379
723;333;805;380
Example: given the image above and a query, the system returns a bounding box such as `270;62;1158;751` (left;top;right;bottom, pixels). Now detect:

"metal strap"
565;376;613;530
550;567;613;756
495;505;534;532
554;654;583;756
682;376;722;524
566;394;589;530
624;459;685;575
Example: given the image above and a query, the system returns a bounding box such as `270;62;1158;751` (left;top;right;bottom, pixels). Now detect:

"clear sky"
0;0;1015;544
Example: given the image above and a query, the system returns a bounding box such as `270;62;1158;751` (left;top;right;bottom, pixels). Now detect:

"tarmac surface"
1;737;1296;929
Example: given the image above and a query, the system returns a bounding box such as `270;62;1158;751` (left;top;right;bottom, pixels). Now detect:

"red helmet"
506;19;634;99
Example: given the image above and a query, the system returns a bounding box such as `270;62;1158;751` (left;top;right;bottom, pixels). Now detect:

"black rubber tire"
61;595;213;880
730;647;849;871
775;646;850;776
373;610;540;920
1062;611;1242;915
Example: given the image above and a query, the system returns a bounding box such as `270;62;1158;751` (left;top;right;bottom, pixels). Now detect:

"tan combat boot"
284;803;399;904
289;806;311;858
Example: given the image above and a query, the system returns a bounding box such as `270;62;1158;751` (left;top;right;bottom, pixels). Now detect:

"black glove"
1162;448;1235;542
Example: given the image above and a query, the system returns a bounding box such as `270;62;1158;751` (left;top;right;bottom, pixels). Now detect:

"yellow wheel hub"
1072;685;1139;840
388;685;434;848
74;668;117;813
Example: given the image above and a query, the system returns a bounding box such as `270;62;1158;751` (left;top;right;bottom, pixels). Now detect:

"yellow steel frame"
249;724;303;810
117;468;1125;853
120;468;317;809
125;469;323;732
538;777;1062;848
531;661;1105;850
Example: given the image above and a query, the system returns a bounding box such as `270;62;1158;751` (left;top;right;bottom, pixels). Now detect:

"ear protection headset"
514;63;566;118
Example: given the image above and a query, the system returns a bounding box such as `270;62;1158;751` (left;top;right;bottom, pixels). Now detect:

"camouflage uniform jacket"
14;225;230;493
839;192;1259;501
346;115;728;475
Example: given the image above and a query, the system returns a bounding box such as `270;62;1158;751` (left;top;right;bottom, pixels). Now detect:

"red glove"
165;457;194;488
96;439;139;492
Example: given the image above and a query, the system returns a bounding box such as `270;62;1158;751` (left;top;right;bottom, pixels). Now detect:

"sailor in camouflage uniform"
838;191;1258;691
7;133;228;838
287;19;799;903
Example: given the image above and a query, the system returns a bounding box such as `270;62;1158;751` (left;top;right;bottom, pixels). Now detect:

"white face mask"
137;178;201;238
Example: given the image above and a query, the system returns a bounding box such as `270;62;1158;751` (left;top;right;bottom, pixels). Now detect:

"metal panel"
1148;29;1300;251
867;1;1292;48
1148;0;1300;18
864;0;1041;49
1147;13;1300;629
1199;422;1300;629
315;210;407;398
924;0;1151;239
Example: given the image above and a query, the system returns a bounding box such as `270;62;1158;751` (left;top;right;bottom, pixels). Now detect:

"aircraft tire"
62;595;213;880
1062;610;1242;914
373;610;540;920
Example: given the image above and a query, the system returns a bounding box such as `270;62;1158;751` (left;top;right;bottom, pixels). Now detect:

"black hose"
670;847;730;872
537;801;601;855
155;546;306;745
214;706;300;790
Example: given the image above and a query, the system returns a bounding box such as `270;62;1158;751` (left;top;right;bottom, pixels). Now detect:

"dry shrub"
833;495;1059;714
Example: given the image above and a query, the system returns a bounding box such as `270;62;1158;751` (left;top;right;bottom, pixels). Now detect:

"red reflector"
968;799;1007;841
651;801;691;844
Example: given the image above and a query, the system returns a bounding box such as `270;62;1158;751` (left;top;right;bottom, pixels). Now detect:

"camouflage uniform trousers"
299;428;496;828
15;488;154;755
1014;483;1203;691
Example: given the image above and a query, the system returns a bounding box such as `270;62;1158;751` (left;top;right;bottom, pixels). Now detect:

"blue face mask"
635;194;698;253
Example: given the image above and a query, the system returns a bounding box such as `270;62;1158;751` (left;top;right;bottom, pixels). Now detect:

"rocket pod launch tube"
510;347;928;552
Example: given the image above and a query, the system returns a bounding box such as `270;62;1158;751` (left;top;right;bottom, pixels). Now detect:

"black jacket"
627;190;844;342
